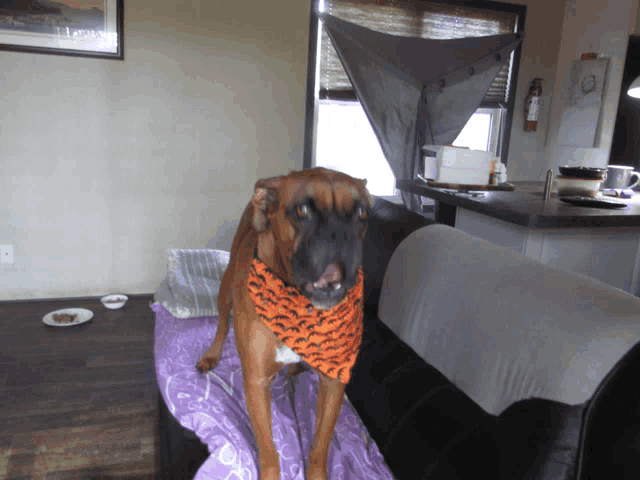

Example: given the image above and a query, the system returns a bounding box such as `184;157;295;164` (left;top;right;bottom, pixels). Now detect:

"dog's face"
252;168;372;309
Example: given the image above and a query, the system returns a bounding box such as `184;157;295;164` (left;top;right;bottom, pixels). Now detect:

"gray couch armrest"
379;223;640;415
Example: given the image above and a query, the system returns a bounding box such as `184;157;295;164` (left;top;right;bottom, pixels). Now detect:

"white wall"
505;0;639;180
502;0;567;182
3;0;638;301
543;0;638;174
0;0;310;300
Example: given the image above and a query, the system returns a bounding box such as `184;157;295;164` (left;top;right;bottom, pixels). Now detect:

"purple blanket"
153;303;395;480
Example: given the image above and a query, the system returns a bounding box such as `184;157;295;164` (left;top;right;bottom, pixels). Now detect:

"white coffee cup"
602;165;640;190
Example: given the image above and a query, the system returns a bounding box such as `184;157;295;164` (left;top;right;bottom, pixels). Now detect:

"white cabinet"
455;208;640;296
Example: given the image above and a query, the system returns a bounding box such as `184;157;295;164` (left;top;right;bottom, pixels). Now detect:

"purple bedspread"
152;303;395;480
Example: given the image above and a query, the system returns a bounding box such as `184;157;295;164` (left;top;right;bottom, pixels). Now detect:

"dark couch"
156;196;640;479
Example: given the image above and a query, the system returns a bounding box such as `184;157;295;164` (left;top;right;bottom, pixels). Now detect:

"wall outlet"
0;245;14;264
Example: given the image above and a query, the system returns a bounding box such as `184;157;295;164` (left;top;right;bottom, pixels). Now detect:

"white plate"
43;308;94;327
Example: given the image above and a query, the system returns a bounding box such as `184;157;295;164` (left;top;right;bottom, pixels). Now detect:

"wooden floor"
0;295;159;480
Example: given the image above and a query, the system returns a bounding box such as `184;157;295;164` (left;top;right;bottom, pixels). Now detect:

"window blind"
319;0;519;105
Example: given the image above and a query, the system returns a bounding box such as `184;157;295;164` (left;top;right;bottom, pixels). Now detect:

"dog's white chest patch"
275;344;302;364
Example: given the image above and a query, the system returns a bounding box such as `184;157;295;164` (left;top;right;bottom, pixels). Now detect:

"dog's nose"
309;263;343;291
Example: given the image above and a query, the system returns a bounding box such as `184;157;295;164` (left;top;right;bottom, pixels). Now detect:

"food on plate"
52;313;77;324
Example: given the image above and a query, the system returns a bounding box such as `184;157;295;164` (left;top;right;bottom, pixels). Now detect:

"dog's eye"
296;204;310;219
356;205;367;220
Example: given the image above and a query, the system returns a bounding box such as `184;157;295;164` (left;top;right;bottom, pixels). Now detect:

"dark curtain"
321;14;523;211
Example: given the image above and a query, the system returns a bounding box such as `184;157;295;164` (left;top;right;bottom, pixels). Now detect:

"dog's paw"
196;356;219;373
258;465;280;480
258;455;280;480
307;453;329;480
306;466;328;480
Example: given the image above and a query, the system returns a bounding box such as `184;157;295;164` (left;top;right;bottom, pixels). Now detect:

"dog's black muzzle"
290;212;365;310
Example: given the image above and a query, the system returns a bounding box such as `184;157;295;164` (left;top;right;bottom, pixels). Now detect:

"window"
304;0;526;197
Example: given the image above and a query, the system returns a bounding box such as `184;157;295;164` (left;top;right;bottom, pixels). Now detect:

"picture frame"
0;0;123;60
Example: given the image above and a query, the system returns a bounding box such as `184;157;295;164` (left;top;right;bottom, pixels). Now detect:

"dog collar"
248;257;363;384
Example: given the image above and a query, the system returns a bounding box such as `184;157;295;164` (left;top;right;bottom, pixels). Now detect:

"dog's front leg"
244;371;280;480
236;313;282;480
308;372;346;480
196;269;233;373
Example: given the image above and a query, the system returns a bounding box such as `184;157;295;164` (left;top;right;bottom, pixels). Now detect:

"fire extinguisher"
524;78;543;132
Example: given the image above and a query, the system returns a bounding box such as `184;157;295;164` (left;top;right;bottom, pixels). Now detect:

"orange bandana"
248;258;363;384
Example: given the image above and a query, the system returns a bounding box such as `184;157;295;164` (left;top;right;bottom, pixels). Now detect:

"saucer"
43;308;94;327
559;195;628;209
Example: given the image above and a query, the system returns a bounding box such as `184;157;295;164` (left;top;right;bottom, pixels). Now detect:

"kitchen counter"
397;180;640;228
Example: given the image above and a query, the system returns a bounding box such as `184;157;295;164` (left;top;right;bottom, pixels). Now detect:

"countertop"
397;180;640;228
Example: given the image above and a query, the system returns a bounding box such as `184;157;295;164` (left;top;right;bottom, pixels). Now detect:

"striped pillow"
154;249;230;319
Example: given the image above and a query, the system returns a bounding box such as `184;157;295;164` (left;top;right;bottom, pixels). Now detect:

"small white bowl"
101;294;128;309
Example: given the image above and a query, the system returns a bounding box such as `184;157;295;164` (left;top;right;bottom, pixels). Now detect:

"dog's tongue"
307;263;342;291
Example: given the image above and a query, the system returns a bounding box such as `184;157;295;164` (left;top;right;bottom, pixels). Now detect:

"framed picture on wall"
0;0;123;60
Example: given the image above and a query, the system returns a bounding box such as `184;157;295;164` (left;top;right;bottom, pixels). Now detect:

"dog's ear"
252;188;278;232
252;177;282;232
360;178;374;207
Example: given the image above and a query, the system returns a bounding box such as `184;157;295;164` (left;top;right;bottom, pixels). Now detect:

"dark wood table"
397;180;640;228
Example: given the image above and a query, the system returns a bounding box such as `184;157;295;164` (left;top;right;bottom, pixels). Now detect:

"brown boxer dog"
196;167;372;480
